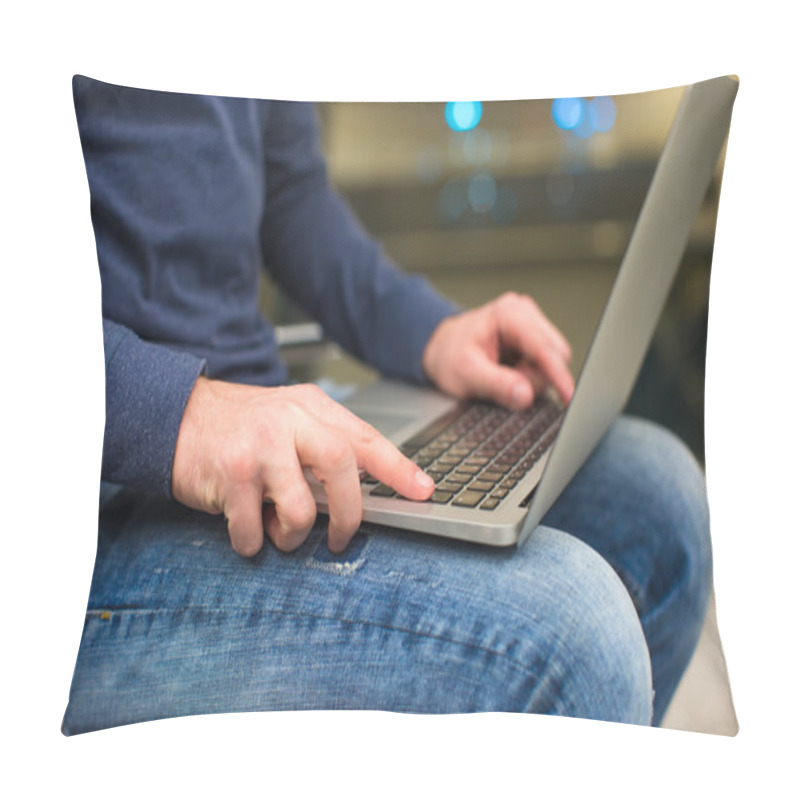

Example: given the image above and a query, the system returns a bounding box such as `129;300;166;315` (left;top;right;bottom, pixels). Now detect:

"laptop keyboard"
363;397;564;511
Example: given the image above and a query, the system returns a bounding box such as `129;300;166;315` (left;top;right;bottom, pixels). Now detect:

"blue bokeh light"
573;113;595;139
445;101;483;132
467;172;497;213
588;96;617;132
552;96;617;137
551;97;586;131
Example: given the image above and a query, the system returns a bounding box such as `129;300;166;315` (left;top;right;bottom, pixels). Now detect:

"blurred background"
260;85;738;735
263;85;725;466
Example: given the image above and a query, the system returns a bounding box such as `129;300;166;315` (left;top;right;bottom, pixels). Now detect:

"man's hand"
422;292;575;410
172;379;434;557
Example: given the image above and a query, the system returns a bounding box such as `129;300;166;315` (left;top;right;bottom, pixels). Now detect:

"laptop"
310;76;738;546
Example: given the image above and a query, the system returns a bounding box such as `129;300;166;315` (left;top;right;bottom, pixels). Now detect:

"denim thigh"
63;464;655;734
543;415;713;723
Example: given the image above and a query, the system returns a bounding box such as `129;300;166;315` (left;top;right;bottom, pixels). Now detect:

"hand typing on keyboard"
422;291;575;410
172;379;434;557
171;293;572;558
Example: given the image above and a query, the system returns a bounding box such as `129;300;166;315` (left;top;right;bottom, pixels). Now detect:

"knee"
603;417;713;610
514;528;654;725
617;416;710;522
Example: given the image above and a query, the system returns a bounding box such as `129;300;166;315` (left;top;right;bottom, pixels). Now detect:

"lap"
63;416;709;733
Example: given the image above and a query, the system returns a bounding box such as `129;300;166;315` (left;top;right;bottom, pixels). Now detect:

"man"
62;76;712;733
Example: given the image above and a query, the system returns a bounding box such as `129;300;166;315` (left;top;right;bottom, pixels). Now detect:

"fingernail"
415;470;434;488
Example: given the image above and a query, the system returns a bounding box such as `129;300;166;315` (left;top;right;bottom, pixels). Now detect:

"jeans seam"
86;604;541;680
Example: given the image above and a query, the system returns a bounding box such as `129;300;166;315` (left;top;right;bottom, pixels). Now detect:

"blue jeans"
62;416;712;734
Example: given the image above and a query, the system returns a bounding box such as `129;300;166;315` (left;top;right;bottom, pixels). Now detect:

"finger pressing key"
354;424;435;503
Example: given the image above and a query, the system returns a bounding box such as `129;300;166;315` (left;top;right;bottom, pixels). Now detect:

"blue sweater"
73;76;457;497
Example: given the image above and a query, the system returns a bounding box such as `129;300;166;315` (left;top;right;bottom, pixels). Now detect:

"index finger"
292;385;434;501
347;416;435;501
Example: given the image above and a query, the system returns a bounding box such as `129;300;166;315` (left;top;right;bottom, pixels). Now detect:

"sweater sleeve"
101;317;206;496
259;102;459;385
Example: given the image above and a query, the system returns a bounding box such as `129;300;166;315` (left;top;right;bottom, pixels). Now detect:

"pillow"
62;75;736;737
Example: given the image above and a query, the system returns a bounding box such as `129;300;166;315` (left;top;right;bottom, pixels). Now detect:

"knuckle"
499;290;521;308
295;382;326;405
356;422;380;451
267;391;302;420
268;500;316;554
522;293;538;310
319;438;352;471
493;292;521;323
223;442;259;484
283;495;318;533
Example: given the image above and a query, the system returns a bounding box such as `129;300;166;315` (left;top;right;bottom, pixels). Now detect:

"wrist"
422;314;456;387
171;375;213;505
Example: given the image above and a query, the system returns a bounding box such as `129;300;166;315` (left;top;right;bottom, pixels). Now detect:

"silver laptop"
310;76;738;546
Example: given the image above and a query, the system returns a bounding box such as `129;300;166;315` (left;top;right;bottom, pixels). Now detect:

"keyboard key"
456;464;480;475
452;490;486;508
430;491;454;504
480;470;506;482
370;484;396;497
429;460;454;472
480;497;501;510
469;480;495;493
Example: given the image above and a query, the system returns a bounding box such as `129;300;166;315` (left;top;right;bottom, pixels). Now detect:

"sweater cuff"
102;319;206;497
392;280;461;386
367;270;460;386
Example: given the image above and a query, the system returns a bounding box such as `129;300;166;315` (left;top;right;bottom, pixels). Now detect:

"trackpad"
352;409;418;439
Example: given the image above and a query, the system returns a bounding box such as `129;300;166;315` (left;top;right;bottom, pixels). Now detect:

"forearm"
260;102;458;383
269;188;456;382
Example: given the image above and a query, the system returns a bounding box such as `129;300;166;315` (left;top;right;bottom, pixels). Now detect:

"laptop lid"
520;75;739;544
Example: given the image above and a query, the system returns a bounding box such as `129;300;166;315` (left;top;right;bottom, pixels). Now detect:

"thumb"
465;353;534;410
